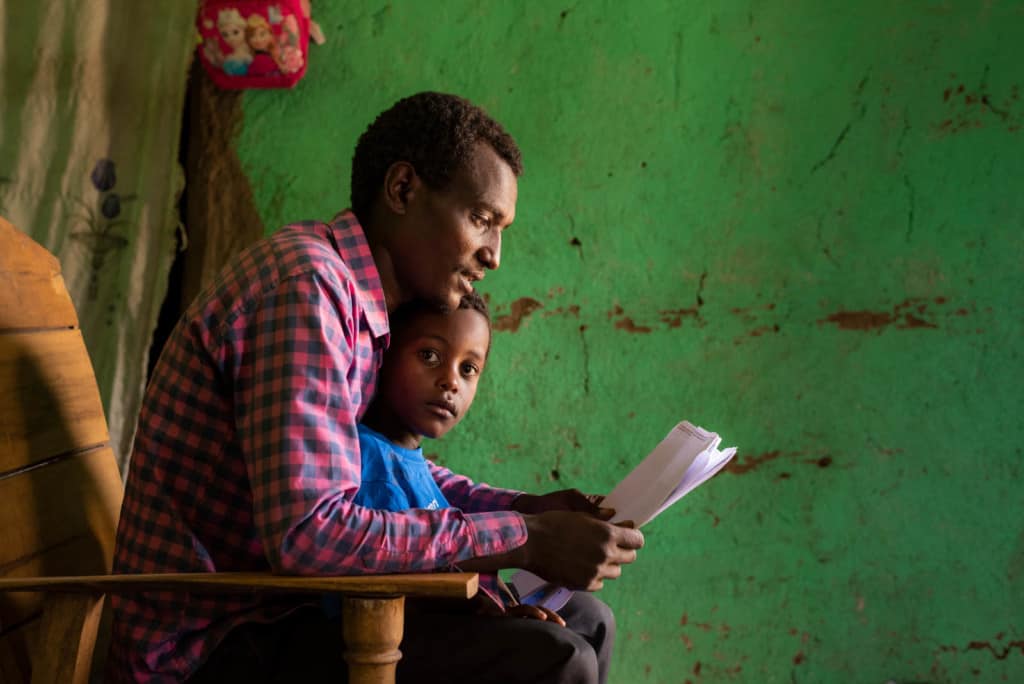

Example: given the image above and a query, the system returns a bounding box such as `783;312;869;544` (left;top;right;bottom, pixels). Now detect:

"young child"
347;291;566;623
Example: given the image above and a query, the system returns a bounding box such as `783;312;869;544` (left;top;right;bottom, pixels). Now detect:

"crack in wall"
816;215;839;267
578;323;591;395
811;117;853;173
811;69;871;173
672;30;683;108
897;107;911;156
903;173;916;242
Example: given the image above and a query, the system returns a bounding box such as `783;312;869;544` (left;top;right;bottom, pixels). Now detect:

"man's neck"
359;211;405;314
362;403;422;450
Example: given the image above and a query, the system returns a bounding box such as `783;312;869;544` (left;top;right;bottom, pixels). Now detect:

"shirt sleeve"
234;272;527;575
427;461;524;513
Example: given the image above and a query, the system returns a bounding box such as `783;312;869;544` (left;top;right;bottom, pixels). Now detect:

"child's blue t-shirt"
323;424;450;618
352;423;450;512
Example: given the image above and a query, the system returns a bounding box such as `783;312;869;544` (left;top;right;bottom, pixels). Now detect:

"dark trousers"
188;592;615;684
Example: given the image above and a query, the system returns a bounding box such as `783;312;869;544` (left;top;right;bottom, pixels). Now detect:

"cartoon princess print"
217;9;251;76
246;14;281;76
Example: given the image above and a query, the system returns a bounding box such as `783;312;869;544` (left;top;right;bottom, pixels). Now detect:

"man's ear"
382;161;419;214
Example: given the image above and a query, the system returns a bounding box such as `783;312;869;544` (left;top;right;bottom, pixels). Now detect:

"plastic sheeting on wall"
0;0;198;473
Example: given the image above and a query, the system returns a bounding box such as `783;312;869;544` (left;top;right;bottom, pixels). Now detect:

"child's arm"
428;462;615;519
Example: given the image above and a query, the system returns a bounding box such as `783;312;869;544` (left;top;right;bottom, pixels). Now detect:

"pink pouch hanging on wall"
196;0;310;89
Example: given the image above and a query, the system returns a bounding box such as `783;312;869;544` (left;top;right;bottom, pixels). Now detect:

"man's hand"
512;489;614;518
517;511;644;591
458;494;643;589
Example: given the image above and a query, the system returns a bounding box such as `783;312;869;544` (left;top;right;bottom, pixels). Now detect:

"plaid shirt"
109;212;528;683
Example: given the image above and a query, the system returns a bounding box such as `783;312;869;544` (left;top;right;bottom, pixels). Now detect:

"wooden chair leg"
341;595;404;684
31;593;104;684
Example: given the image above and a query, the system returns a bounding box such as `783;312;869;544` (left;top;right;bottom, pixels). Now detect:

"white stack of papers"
510;421;736;610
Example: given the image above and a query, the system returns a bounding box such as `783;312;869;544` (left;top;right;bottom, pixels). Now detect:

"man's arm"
426;461;522;512
234;273;527;575
428;468;642;588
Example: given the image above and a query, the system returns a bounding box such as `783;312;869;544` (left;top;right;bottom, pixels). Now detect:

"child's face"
379;307;490;440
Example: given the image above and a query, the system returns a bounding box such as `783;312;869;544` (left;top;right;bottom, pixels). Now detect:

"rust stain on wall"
605;301;707;333
964;639;1024;659
660;307;700;327
614;316;653;333
725;450;783;474
821;310;896;330
729;302;777;323
493;297;544;332
934;73;1022;135
542;304;581;318
818;297;959;331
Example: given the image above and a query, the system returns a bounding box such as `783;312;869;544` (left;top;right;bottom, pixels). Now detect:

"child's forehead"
390;307;490;349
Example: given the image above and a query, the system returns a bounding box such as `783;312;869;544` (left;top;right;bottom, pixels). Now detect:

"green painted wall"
235;2;1024;681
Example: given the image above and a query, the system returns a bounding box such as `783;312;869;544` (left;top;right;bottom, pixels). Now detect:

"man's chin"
435;290;462;314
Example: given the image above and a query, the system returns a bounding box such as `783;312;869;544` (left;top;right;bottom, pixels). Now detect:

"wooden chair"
0;217;477;684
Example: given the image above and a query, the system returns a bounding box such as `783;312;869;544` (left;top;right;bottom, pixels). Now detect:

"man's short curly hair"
350;92;523;219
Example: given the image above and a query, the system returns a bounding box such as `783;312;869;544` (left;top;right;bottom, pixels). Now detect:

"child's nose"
437;368;459;391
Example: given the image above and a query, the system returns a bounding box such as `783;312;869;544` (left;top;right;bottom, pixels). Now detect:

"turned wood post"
341;595;405;684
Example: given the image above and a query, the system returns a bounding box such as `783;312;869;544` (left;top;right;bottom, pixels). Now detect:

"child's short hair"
388;291;491;350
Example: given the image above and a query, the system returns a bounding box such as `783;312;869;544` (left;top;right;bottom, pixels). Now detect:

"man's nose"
477;230;501;271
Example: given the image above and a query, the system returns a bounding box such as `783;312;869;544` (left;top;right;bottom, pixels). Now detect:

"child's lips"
426;399;457;418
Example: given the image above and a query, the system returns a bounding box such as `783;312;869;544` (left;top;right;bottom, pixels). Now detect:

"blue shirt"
353;424;450;511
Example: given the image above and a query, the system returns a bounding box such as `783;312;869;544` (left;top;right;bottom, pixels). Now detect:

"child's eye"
418;349;440;365
460;363;479;377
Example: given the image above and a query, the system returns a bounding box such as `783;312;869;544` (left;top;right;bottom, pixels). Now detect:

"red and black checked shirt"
108;212;528;683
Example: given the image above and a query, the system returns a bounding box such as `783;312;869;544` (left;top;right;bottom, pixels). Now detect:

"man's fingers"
613;524;645;549
609;547;638;566
541;607;566;627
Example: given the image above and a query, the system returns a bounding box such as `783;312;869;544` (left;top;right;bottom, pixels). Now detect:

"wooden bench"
0;216;477;684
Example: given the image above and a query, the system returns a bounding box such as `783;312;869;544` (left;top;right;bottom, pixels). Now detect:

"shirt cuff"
482;487;525;511
462;510;528;558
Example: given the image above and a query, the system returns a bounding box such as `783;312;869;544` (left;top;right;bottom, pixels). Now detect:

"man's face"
395;142;518;312
379;307;490;440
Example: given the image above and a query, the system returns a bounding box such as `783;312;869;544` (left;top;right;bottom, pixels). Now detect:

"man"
109;92;643;683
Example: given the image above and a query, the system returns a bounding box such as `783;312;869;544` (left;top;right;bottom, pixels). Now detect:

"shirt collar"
327;210;389;339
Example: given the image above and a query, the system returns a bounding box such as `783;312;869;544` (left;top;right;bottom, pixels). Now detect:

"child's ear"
382;162;420;214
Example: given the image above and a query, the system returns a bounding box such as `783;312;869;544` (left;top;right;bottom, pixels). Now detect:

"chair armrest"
0;571;478;599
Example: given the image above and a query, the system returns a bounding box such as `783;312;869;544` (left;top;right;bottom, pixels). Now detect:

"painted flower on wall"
68;157;135;301
90;158;117;192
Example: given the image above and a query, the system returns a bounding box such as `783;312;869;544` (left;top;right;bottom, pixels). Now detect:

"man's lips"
426;399;457;418
461;270;485;288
